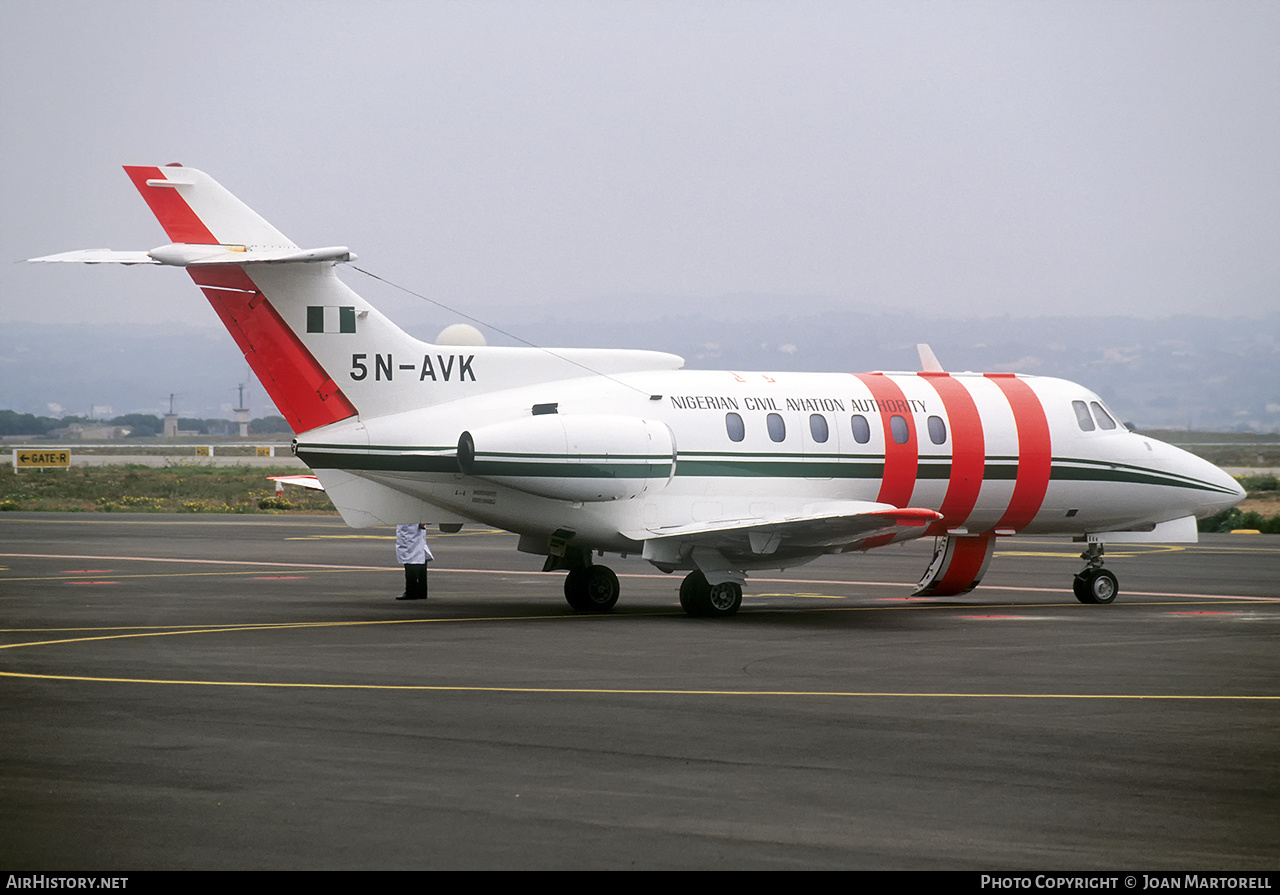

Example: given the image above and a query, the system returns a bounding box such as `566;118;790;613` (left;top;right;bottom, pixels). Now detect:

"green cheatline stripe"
297;450;458;474
475;451;667;461
471;459;672;479
1050;456;1239;495
296;445;1233;493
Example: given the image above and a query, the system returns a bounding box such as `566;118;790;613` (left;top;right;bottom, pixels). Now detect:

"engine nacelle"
457;415;676;502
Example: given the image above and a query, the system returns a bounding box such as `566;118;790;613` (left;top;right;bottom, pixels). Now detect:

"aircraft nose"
1186;450;1246;516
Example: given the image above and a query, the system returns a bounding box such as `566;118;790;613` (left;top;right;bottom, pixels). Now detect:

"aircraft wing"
629;502;941;556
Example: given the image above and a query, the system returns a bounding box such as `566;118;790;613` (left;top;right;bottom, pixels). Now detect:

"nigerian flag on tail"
307;306;356;334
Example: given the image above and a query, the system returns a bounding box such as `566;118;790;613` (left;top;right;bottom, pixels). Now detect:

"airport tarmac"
1;513;1277;870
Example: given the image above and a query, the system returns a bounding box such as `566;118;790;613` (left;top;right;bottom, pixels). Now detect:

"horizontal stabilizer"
28;245;355;266
27;249;158;265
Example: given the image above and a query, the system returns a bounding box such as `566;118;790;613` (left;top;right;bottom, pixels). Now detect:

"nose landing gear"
1073;542;1118;604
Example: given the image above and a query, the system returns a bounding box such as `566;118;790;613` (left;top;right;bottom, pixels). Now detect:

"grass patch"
0;464;336;514
3;460;1276;531
1199;507;1280;534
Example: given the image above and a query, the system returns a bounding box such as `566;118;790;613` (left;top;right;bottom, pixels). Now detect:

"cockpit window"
809;414;829;443
725;412;745;442
1073;400;1095;431
1090;401;1117;430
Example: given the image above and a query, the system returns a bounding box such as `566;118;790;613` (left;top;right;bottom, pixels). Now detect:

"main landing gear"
1073;542;1118;604
553;532;744;617
563;565;620;613
562;566;743;617
678;570;743;618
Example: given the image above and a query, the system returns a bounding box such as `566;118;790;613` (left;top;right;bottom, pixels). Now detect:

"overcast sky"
2;0;1277;330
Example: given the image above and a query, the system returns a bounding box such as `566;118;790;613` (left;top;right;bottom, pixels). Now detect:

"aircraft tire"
679;570;711;617
1073;569;1118;605
564;565;619;613
1072;574;1088;602
679;571;741;617
706;582;743;617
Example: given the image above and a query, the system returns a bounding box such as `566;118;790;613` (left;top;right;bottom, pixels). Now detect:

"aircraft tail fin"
31;165;686;435
108;164;396;433
122;165;297;249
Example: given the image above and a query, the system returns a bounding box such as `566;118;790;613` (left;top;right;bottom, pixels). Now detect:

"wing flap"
631;502;941;555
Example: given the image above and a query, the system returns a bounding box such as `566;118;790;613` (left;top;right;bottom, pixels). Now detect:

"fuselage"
296;366;1244;563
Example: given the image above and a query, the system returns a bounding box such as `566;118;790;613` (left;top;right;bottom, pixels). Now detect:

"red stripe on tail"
123;166;219;245
120;168;358;434
189;268;357;433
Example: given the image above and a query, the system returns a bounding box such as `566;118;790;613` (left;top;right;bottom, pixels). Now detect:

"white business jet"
30;166;1245;616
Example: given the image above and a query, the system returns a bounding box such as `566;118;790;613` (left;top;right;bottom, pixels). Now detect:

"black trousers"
402;563;427;598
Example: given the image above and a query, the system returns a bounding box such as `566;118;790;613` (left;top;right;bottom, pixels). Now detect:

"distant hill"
3;307;1277;432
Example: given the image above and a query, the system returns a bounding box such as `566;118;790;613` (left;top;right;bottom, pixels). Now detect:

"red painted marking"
918;372;985;534
856;510;941;550
926;535;994;596
984;374;1051;532
957;615;1035;620
123;166;219;244
851;373;918;507
888;510;937;527
124;168;357;434
194;282;356;434
187;265;258;291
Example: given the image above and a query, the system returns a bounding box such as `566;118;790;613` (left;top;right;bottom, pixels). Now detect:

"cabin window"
725;412;745;443
927;415;947;445
890;414;909;445
767;413;786;443
809;414;829;443
850;415;871;444
1090;401;1117;430
1073;400;1095;431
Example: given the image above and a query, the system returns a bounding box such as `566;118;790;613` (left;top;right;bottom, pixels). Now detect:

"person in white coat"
395;523;434;601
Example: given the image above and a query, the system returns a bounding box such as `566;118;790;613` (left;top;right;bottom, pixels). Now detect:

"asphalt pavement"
1;514;1277;870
